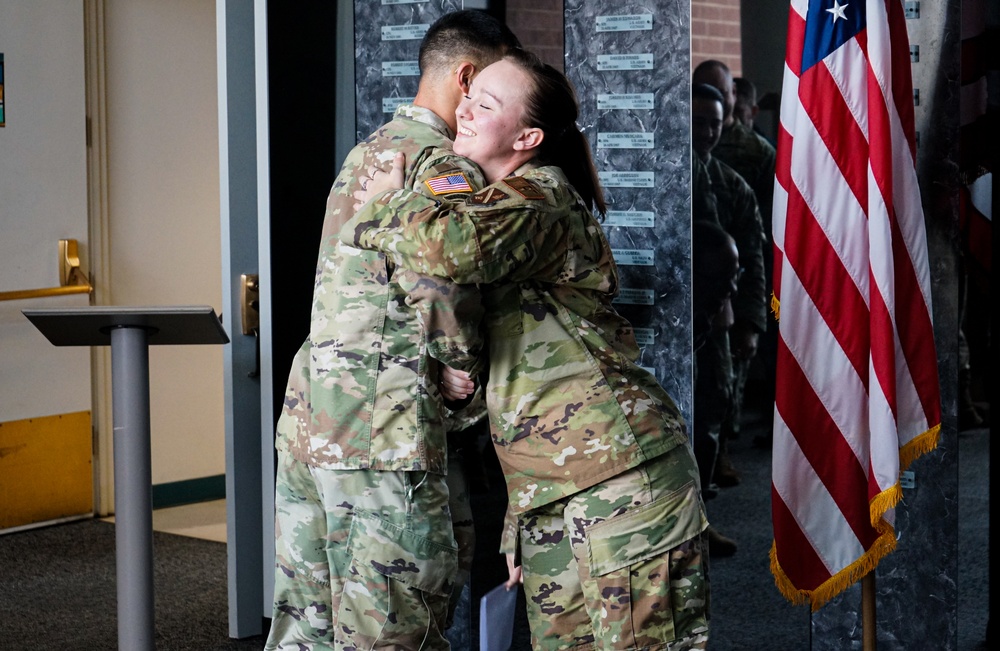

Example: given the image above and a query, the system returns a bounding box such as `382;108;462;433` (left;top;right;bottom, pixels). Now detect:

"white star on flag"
826;0;848;22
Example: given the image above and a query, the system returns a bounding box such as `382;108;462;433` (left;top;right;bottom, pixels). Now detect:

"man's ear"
513;127;544;152
455;61;477;94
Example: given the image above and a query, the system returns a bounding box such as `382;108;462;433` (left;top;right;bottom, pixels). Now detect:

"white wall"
104;0;224;484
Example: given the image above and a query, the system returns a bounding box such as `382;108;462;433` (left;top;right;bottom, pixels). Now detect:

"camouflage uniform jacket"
703;154;768;335
275;105;486;474
714;121;777;234
341;163;688;513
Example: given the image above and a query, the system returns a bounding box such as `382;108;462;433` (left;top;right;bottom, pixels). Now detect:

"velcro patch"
468;186;509;205
425;172;473;195
503;176;545;200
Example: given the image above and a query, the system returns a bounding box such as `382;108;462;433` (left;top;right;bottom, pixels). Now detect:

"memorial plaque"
354;0;462;140
566;0;692;419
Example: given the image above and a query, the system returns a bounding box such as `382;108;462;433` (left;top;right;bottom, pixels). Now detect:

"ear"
455;61;477;94
513;127;544;152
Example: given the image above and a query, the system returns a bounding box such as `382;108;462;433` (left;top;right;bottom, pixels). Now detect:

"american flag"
425;173;472;195
770;0;941;610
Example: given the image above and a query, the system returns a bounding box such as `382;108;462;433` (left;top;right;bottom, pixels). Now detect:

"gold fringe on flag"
771;292;780;322
770;519;897;612
770;421;942;611
899;423;941;473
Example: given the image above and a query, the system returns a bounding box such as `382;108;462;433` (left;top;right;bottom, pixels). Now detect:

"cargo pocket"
582;481;707;648
335;510;458;649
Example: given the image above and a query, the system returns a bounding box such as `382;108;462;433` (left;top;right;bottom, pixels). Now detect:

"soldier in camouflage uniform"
690;83;767;556
345;49;709;650
265;12;520;651
693;61;777;456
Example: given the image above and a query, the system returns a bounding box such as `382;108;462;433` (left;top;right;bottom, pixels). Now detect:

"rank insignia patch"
469;186;509;205
503;176;545;200
425;172;473;195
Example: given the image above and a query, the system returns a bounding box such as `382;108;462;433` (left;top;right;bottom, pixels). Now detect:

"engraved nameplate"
597;53;654;71
596;14;653;32
598;132;654;149
382;24;429;41
597;93;655;110
599;171;655;188
604;210;655;228
382;61;420;77
614;288;655;305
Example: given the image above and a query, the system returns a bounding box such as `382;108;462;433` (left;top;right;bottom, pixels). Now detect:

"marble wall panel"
354;0;463;141
565;0;693;420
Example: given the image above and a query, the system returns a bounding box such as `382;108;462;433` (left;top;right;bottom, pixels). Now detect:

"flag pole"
862;573;876;650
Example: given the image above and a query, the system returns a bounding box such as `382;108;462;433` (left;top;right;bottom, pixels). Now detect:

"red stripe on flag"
770;0;941;611
785;8;807;77
782;185;871;387
799;63;871;214
885;0;917;159
772;484;832;593
775;337;878;548
776;124;793;191
889;216;942;426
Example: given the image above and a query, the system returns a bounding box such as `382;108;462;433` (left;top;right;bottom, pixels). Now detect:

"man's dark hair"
692;59;731;80
734;77;757;104
693;82;725;106
419;10;521;78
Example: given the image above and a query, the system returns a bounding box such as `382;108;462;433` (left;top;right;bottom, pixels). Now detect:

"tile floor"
101;499;227;543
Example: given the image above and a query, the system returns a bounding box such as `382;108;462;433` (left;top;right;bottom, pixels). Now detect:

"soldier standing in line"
264;12;520;650
693;60;777;476
690;82;768;557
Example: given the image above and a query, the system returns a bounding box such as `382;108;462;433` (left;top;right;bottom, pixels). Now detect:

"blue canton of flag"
425;173;472;195
802;0;867;72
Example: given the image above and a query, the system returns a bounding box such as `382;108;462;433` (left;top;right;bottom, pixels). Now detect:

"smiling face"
453;58;539;183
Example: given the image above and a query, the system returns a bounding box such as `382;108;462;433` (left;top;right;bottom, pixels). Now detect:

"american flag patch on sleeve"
425;172;473;195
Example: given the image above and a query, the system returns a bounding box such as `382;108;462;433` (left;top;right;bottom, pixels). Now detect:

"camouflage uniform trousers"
265;450;469;650
693;326;734;491
518;444;710;650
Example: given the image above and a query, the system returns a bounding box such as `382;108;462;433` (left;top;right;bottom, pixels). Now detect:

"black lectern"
23;306;229;651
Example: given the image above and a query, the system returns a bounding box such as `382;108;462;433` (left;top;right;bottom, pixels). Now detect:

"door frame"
217;0;269;637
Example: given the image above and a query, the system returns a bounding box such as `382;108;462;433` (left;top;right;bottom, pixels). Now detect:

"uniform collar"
394;104;454;140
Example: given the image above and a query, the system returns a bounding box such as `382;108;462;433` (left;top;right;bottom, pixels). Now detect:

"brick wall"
691;0;742;75
505;0;565;71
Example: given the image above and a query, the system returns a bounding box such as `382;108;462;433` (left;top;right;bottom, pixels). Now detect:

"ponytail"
506;49;606;217
551;125;606;217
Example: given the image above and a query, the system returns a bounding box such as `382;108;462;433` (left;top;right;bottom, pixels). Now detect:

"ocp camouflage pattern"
275;105;486;474
341;163;690;514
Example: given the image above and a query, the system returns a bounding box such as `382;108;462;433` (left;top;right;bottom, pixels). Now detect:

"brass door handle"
240;274;261;379
0;239;93;302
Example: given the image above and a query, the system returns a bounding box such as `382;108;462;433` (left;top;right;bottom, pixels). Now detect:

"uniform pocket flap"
586;480;707;577
347;510;458;596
